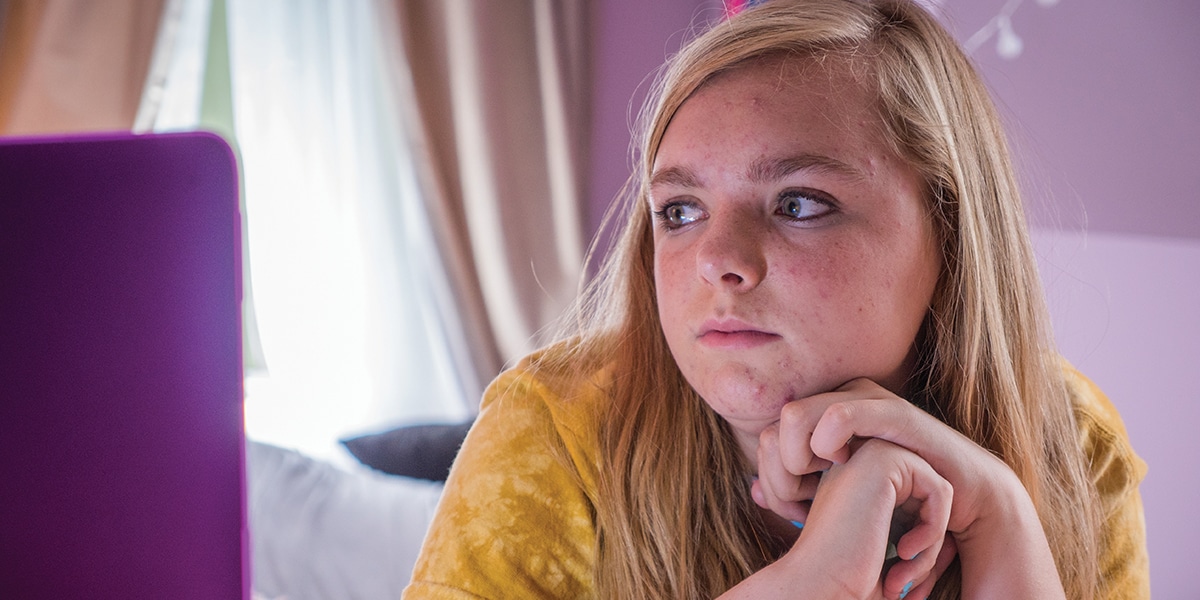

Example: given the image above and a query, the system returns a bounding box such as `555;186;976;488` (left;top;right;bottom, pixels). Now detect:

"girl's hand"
729;435;955;600
797;437;956;599
755;378;1066;598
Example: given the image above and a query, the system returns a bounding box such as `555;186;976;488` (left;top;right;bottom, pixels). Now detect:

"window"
140;0;472;462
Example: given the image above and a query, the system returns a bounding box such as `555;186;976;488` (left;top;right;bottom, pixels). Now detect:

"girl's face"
651;56;941;455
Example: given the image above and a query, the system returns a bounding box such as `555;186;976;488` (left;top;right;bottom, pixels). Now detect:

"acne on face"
650;55;941;453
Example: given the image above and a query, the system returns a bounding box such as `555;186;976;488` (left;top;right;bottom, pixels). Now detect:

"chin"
687;369;803;423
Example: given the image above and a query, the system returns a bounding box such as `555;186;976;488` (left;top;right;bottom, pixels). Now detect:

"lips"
697;318;780;349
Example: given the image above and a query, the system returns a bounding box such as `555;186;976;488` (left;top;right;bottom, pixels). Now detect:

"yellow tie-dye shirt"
403;347;1149;599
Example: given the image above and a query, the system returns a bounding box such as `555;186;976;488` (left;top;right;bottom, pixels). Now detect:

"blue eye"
653;201;705;229
777;189;835;221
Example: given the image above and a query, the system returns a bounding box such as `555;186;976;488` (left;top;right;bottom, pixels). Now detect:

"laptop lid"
0;131;247;599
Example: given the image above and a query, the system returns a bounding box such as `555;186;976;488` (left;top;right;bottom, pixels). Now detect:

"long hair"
549;0;1103;597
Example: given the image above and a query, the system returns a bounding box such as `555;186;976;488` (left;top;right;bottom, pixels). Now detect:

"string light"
995;15;1024;59
962;0;1059;60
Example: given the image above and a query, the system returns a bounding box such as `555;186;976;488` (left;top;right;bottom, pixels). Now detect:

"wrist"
953;473;1065;598
718;534;852;599
953;468;1039;551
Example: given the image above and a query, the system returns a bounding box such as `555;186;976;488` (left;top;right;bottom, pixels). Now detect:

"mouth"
697;319;781;349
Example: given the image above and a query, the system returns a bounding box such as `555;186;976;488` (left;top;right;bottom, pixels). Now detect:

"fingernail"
790;520;804;529
899;581;913;599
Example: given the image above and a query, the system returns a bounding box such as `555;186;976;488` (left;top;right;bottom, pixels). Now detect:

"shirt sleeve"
402;367;598;600
1067;366;1150;599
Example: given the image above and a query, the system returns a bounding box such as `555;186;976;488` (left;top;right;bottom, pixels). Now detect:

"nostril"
696;229;765;289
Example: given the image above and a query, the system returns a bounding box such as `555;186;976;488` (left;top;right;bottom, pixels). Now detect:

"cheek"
841;239;938;386
653;247;692;311
652;258;671;317
777;241;916;363
774;240;859;307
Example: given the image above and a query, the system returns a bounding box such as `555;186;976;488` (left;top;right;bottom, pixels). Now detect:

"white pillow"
246;440;443;599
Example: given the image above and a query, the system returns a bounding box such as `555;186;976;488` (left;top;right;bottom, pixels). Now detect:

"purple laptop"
0;132;247;598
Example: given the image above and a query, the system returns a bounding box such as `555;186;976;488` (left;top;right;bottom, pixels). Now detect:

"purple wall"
940;3;1200;596
589;1;1200;595
1034;230;1200;598
940;0;1200;240
589;0;1200;242
587;0;723;254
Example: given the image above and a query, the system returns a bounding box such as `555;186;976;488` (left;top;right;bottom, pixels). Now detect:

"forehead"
686;53;880;133
709;51;873;97
652;54;894;182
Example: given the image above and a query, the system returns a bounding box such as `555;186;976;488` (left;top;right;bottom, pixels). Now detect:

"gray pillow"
340;421;473;482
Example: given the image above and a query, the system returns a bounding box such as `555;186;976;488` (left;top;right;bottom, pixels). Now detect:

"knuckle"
778;401;813;433
937;477;954;498
819;401;855;431
758;423;780;448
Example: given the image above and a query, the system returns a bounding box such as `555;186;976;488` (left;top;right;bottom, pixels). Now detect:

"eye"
776;189;836;222
653;201;705;230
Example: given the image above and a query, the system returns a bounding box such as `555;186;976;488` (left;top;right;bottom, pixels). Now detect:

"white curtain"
382;0;589;382
140;0;474;461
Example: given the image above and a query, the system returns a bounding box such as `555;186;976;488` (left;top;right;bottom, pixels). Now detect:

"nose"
696;212;766;291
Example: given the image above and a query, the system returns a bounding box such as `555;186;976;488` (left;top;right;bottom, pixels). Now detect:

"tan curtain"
0;0;164;135
379;0;591;387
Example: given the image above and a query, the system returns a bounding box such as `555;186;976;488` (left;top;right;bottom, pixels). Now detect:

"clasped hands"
747;378;1061;600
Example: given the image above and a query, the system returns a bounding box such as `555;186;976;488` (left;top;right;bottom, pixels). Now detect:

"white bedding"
246;440;443;599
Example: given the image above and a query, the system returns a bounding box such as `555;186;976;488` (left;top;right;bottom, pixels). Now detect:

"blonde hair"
547;0;1102;597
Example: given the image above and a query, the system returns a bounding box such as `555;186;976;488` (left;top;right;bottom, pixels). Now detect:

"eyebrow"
746;153;866;184
649;153;865;192
648;165;702;190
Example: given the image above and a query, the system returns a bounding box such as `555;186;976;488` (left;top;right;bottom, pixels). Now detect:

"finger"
754;469;813;525
884;541;939;599
809;384;972;479
895;460;952;563
757;471;821;507
777;400;834;475
810;399;896;466
755;425;812;524
878;451;952;598
933;533;959;579
810;393;1009;538
895;534;958;600
750;477;767;508
750;477;810;526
